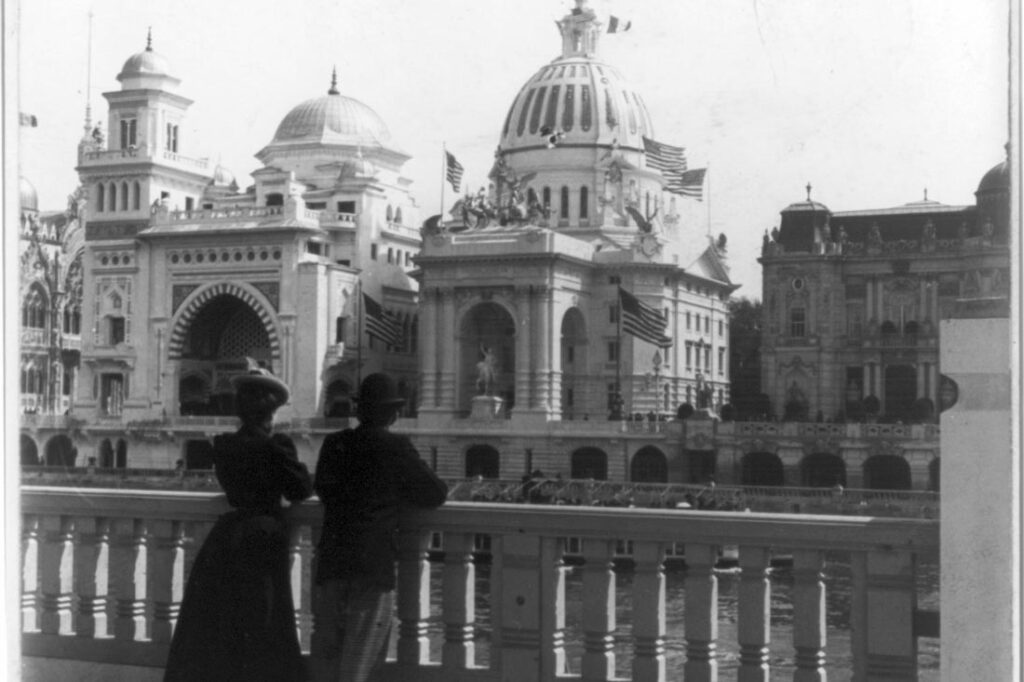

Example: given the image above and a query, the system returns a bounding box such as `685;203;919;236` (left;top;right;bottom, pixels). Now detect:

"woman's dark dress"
164;425;313;682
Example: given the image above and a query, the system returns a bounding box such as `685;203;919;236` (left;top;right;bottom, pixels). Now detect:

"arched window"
394;207;403;224
22;286;47;329
108;182;117;212
529;86;547;134
543;85;560;133
579;186;589;219
97;183;105;212
517;89;536;137
386;205;393;221
560;186;570;219
120;181;129;210
132;181;141;210
542;187;551;212
562;85;575;132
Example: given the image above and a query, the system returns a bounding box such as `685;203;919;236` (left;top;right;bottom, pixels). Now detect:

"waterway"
409;554;940;681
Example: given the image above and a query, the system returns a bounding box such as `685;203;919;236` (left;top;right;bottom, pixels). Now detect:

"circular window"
101;256;109;265
246;251;255;261
792;278;805;291
259;251;268;261
183;253;192;263
171;254;179;264
273;250;281;260
234;252;242;261
123;255;130;265
196;253;204;263
221;252;229;262
209;251;217;262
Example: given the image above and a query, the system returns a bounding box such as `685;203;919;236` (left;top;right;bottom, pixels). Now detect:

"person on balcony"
164;360;312;682
312;372;448;682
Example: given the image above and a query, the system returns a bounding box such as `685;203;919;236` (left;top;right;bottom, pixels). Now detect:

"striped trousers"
311;579;395;682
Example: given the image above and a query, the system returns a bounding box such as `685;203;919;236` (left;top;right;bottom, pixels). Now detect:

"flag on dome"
19;112;38;127
642;136;687;175
607;15;632;33
666;168;707;200
445;151;464;193
362;293;402;348
618;287;672;348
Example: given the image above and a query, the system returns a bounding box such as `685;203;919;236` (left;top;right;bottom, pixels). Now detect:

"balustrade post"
289;522;314;651
737;547;771;682
111;519;149;642
441;532;476;669
493;533;543;682
850;549;917;681
396;527;433;665
39;515;76;635
539;535;567;679
580;538;616;681
683;543;718;682
148;520;185;644
22;515;40;633
632;541;667;682
791;550;827;682
73;517;111;639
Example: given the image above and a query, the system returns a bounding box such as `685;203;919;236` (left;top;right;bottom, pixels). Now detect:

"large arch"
741;451;785;486
20;435;39;466
571;447;608;480
459;302;517;413
465;445;501;479
168;283;281;362
44;435;76;467
630;446;667;483
863;455;912;490
801;453;846;488
560;307;588;419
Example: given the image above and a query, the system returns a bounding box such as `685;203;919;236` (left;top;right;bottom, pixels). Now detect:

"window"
542;187;552;213
607;340;619;363
387;248;393;264
109;183;117;211
97;183;105;212
22;287;47;329
529;86;547;134
685;342;692;369
607;383;619;412
705;316;711;332
63;303;81;334
370;244;378;260
686;312;691;329
580;185;589;219
185;197;194;212
609;304;619;324
109;316;126;345
846;304;863;337
337;200;356;214
704;347;711;370
718;320;724;336
718;347;725;375
265;193;284;207
335;316;347;343
560;187;570;219
100;374;125;416
790;307;806;337
166;123;179;152
132;182;141;210
119;119;137;149
120;182;128;210
608;275;621;285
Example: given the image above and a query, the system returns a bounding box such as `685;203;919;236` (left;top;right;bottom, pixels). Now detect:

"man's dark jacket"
314;425;447;590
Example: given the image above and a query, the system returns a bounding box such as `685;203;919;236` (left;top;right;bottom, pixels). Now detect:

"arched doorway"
324;378;354;418
20;435;38;466
928;458;940;492
44;435;77;467
177;293;274;416
115;439;128;469
185;440;215;470
863;455;912;490
687;450;717;484
801;453;846;487
560;307;588;419
459;302;516;414
741;451;784;486
98;439;114;468
631;446;667;482
465;445;500;479
884;365;916;422
571;447;608;480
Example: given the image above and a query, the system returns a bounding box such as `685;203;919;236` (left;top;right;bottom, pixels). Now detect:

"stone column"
437;288;456;411
548;293;562;417
419;288;438;409
514;286;533;414
533;286;552;414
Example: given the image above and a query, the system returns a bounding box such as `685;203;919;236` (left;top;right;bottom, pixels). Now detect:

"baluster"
148;520;185;643
39;515;75;635
493;533;543;682
289;522;314;652
737;547;771;682
792;549;827;682
21;515;40;633
111;519;149;641
580;538;616;681
396;527;433;665
850;549;918;681
632;540;667;682
539;535;567;678
74;517;111;638
441;532;476;669
683;543;718;682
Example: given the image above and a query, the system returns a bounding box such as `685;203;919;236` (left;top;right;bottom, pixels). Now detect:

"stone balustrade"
21;486;938;681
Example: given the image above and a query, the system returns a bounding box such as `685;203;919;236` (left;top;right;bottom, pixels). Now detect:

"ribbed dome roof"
977;159;1008;194
271;90;391;147
117;32;173;82
20;176;38;212
211;164;237;188
782;200;831;213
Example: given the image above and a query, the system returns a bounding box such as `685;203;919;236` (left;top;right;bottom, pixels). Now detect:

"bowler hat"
231;358;290;406
354;373;405;409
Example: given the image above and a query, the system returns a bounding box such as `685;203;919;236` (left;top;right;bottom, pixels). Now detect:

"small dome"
271;91;391;148
212;164;237;188
20;176;38;212
781;199;831;214
977;159;1008;195
117;34;173;82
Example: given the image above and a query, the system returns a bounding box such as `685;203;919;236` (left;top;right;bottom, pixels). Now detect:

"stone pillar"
940;306;1015;680
419;288;438;409
548;295;562;418
533;286;552;415
514;286;533;414
437;289;456;411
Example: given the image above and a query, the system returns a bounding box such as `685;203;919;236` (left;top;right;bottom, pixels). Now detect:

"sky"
16;0;1010;300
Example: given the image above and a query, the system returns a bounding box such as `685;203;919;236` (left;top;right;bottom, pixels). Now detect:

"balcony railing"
21;486;938;681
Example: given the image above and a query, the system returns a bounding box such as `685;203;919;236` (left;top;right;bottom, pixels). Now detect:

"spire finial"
328;66;339;95
146;26;152;51
806;182;812;201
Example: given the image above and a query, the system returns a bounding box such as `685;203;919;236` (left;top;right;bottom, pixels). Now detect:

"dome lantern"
558;0;603;58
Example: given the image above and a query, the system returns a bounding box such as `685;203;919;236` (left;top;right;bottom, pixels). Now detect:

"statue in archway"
476;344;498;396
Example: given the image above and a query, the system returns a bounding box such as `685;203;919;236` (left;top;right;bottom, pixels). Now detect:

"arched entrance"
115;439;128;468
459;302;516;414
631;446;667;482
884;365;916;422
324;378;354;418
20;435;38;466
801;453;846;487
571;447;608;480
741;451;784;486
560;307;588;419
175;292;276;416
928;458;940;492
44;435;77;467
185;440;215;470
98;439;114;468
465;445;500;479
863;455;912;490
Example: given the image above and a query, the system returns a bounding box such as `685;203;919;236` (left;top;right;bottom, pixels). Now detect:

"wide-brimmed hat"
354;373;405;410
230;359;290;406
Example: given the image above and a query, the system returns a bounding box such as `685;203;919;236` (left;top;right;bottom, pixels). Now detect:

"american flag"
619;287;672;348
362;293;402;348
642;136;687;175
665;167;707;200
445;151;464;193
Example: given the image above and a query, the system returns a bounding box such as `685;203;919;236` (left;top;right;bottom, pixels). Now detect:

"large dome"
976;159;1008;195
270;87;391;148
117;32;173;83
